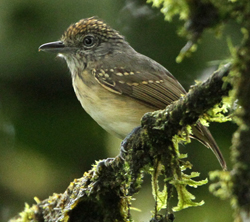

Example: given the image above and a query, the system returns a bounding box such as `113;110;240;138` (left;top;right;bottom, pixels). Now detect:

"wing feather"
93;64;186;109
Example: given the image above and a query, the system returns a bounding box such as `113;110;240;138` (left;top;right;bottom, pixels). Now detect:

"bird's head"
39;17;125;67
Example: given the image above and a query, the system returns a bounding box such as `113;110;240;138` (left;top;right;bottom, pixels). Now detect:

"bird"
39;17;226;170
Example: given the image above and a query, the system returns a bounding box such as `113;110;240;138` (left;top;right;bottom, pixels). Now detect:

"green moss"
9;203;38;222
149;126;208;215
147;0;189;21
209;170;232;199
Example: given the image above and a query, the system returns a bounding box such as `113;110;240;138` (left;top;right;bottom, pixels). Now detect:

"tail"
191;123;227;170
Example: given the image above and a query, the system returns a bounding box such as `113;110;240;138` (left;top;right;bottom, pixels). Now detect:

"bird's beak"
39;41;70;53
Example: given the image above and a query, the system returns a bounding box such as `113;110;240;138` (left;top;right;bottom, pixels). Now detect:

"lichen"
209;170;232;199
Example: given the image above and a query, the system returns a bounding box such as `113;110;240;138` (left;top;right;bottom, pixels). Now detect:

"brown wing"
93;66;186;109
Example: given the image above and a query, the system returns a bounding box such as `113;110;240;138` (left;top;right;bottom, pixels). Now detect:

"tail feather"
191;123;227;170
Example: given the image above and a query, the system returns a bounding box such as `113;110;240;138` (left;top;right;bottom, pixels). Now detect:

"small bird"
39;17;226;169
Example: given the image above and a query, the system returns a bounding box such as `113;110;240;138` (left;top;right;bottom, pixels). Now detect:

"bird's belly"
73;75;154;139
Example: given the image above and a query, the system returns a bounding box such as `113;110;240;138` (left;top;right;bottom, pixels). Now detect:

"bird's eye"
83;35;96;48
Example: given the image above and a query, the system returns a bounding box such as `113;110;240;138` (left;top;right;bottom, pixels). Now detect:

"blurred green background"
0;0;239;221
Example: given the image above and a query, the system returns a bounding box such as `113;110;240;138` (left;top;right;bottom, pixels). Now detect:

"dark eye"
83;35;96;48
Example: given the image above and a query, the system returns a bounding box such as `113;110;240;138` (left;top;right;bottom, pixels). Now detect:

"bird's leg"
120;126;141;159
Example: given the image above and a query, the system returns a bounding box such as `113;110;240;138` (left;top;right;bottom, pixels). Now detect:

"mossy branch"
9;65;231;222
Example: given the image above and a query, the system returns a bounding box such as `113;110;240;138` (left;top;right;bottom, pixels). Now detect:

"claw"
120;126;141;158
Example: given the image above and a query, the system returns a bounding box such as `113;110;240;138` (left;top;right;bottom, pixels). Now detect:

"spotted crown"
61;17;124;44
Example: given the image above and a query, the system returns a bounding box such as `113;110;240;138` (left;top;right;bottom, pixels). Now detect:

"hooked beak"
39;41;71;53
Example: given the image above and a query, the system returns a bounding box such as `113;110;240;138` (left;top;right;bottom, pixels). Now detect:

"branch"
9;65;231;222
